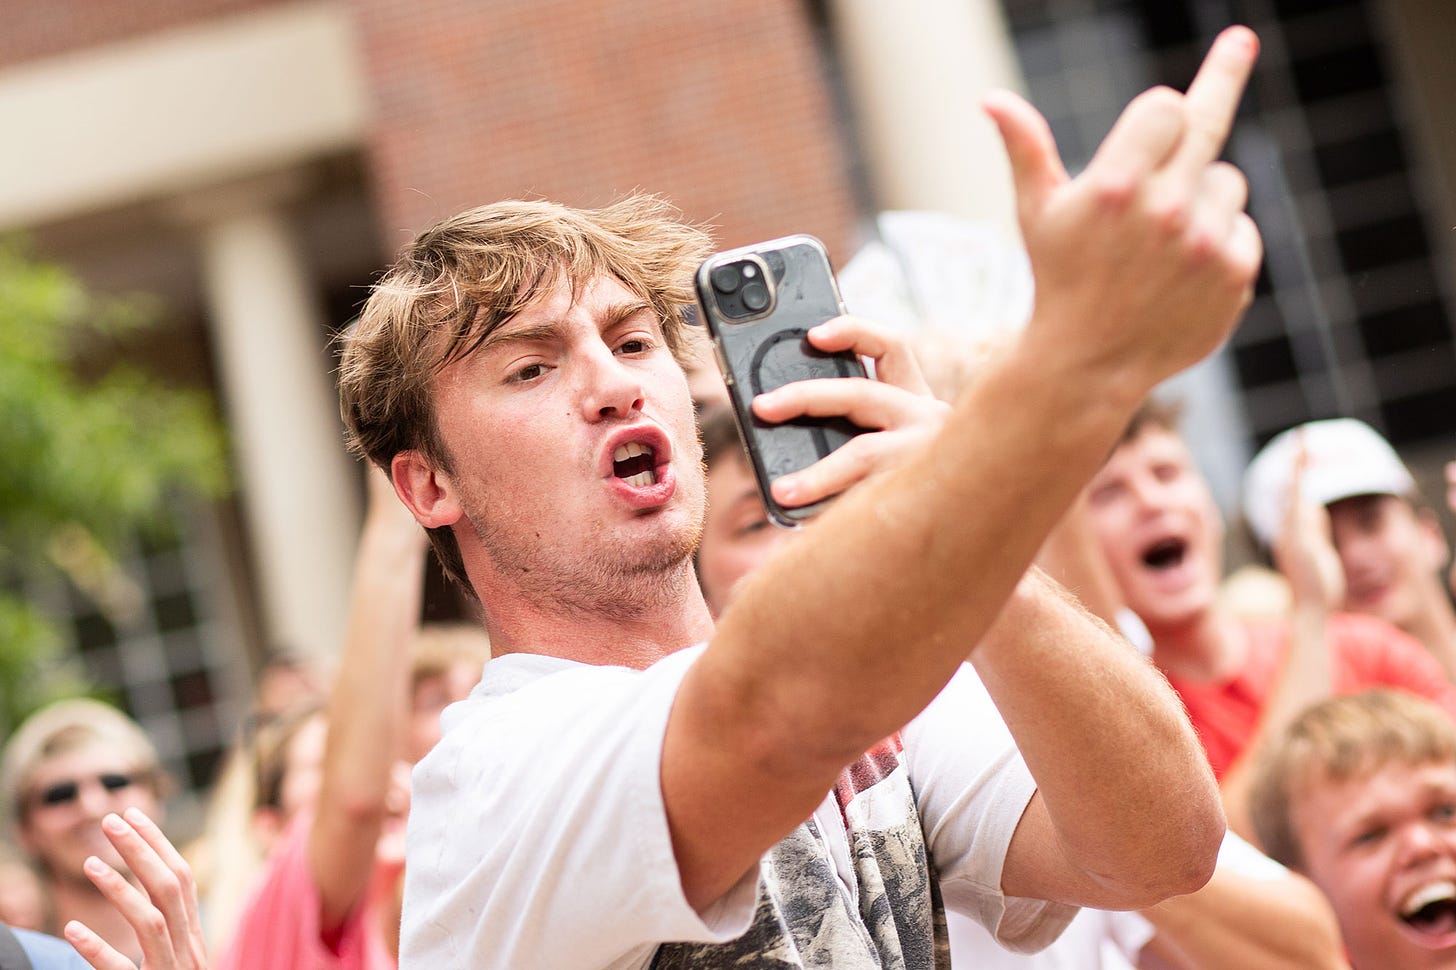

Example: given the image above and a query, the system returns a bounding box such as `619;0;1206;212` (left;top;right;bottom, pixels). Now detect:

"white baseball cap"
1242;418;1416;547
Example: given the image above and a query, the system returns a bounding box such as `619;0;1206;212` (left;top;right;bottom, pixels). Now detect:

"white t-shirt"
401;647;1075;969
946;826;1293;969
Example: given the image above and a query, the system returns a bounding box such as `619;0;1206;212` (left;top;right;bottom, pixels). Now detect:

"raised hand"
1274;432;1345;612
750;316;949;508
985;25;1263;395
63;809;207;970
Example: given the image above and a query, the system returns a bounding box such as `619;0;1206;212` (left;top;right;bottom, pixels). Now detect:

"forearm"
1140;865;1348;970
1036;491;1126;628
1221;601;1332;838
978;569;1223;907
312;494;426;923
709;335;1151;773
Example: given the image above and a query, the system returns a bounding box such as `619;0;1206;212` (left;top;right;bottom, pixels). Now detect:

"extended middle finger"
1163;26;1259;182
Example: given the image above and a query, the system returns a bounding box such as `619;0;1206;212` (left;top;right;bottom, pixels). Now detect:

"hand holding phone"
695;236;947;525
695;235;869;527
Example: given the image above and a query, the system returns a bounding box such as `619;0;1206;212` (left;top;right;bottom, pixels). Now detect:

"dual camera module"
707;257;774;320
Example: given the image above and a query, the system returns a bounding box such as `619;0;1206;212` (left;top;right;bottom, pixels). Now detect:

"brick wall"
347;0;861;261
0;0;287;68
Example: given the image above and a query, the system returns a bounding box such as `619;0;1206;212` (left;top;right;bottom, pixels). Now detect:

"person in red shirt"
1084;400;1456;837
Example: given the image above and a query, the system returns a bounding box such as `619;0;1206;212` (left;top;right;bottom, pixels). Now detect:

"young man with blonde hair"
1251;689;1456;968
339;27;1260;969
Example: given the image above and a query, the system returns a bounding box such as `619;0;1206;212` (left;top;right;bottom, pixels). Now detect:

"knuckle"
1092;175;1137;210
141;910;167;937
1144;190;1192;235
1132;85;1184;120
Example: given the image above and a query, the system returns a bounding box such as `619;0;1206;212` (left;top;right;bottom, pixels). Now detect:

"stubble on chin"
469;505;704;622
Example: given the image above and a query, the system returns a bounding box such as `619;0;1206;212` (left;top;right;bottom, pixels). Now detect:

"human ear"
391;451;464;529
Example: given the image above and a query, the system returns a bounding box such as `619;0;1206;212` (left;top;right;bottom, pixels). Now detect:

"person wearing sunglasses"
1;698;169;964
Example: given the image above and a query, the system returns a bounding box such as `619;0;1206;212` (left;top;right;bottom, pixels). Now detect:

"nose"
75;781;113;820
1125;473;1165;516
577;344;645;422
1396;820;1447;867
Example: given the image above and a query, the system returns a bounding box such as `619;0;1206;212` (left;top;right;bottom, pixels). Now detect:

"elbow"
1148;793;1225;903
1098;791;1225;909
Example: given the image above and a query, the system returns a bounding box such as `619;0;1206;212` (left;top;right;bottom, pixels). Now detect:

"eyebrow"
477;300;656;357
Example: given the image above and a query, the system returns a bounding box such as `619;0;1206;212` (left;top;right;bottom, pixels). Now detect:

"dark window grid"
1292;89;1400;151
1274;1;1377;59
1342;259;1442;318
1014;8;1153;173
1314;174;1422;234
1239;378;1315;438
1236;129;1383;420
1369;344;1456;400
10;512;247;834
1249;0;1456;430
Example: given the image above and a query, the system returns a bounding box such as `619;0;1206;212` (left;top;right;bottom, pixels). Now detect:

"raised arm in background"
310;466;428;930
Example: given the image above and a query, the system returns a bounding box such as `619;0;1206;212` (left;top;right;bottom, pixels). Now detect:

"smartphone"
694;234;868;527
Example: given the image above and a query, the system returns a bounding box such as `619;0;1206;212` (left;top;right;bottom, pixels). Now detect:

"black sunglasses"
32;772;139;808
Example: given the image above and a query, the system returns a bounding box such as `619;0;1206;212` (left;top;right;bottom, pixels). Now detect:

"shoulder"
427;646;705;757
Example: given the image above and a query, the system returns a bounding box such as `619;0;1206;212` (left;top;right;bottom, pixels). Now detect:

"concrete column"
188;184;358;664
827;0;1026;239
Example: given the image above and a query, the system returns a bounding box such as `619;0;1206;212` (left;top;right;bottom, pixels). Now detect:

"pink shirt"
1169;614;1456;779
217;812;398;970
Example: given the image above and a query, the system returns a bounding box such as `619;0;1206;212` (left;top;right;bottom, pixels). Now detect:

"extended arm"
665;26;1262;911
979;569;1220;908
310;467;427;929
1139;859;1348;970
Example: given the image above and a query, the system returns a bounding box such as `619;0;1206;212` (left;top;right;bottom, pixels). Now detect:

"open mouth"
1140;537;1188;571
1400;880;1456;938
613;442;658;487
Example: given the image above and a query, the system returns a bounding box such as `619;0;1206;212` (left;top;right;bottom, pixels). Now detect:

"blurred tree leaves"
0;239;231;732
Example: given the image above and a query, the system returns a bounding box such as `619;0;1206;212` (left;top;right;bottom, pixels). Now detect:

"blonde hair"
0;698;166;830
1250;689;1456;869
337;195;712;594
410;623;491;690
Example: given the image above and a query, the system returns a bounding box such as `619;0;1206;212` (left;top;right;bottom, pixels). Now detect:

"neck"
476;558;715;669
1149;605;1248;682
46;874;142;960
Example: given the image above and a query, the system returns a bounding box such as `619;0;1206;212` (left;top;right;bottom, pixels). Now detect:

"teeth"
1402;881;1456;917
624;470;656;487
614;442;652;462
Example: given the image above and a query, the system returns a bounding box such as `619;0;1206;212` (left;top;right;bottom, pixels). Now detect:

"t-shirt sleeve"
400;647;758;970
902;664;1078;954
215;811;367;970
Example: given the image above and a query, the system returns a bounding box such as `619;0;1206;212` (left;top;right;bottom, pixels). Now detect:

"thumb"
983;89;1068;228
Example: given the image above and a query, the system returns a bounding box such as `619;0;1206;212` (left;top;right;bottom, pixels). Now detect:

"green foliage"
0;239;231;732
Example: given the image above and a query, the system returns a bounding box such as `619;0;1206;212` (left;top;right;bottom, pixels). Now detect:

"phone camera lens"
710;265;741;294
741;282;769;312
